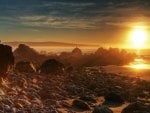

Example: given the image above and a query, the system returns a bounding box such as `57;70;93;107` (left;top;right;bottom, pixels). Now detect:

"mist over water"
13;46;98;54
12;46;150;81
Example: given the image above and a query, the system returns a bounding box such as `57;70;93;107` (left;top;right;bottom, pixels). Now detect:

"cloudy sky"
0;0;150;48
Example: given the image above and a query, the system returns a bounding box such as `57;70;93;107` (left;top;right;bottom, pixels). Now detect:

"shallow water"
125;58;150;69
104;59;150;81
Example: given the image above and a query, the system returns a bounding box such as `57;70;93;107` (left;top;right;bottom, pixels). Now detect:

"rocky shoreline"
0;67;149;113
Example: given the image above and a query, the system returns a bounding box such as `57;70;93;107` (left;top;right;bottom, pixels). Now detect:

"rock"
3;104;14;113
0;89;5;96
51;110;58;113
40;59;64;74
15;61;36;73
0;44;14;78
1;98;14;106
121;102;150;113
60;101;70;108
79;96;97;103
72;99;90;110
92;106;113;113
104;92;124;105
14;44;48;65
16;110;26;113
71;47;82;56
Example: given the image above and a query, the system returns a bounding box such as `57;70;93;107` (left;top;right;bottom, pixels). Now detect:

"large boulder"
92;106;113;113
40;59;64;74
15;61;36;73
0;44;14;78
104;93;124;106
14;44;49;65
71;47;82;56
72;99;91;110
121;102;149;113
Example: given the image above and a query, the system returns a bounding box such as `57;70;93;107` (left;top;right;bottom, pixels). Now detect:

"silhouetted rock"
72;47;82;56
72;99;90;110
14;44;49;66
40;59;64;74
94;47;136;66
92;106;113;113
104;92;124;105
0;44;14;78
121;102;150;113
15;61;36;73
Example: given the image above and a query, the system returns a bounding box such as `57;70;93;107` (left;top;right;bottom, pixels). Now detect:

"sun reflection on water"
126;58;150;69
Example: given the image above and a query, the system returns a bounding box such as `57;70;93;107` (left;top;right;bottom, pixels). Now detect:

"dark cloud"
0;0;150;32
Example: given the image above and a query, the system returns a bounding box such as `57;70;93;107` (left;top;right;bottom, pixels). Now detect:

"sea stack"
0;44;14;78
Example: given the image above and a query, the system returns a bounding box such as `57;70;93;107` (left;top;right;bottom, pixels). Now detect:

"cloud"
0;0;150;31
18;16;97;30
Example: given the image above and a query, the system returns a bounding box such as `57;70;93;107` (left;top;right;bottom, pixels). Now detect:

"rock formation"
15;61;36;73
40;59;64;74
0;44;14;78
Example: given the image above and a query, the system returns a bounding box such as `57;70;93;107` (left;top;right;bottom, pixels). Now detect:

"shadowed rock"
15;61;36;73
104;92;124;106
93;106;113;113
72;99;90;110
72;47;82;56
14;44;50;66
40;59;64;74
0;44;14;78
121;102;150;113
79;96;97;103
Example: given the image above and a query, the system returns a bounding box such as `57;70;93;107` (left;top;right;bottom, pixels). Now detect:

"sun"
131;28;147;49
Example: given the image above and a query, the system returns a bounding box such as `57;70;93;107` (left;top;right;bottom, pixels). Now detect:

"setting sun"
131;28;147;49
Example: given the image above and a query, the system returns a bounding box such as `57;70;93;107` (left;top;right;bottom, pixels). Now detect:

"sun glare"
131;28;147;49
126;58;150;69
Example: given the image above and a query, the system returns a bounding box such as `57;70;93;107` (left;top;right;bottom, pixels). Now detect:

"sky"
0;0;150;48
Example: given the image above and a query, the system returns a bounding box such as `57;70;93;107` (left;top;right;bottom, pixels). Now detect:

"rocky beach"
1;0;150;112
0;44;149;113
0;67;149;113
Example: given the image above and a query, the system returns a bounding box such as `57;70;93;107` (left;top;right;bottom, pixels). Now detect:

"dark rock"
79;96;97;103
1;98;14;106
51;110;58;113
15;61;36;73
0;44;14;78
40;59;64;74
104;92;124;105
14;44;49;65
72;47;82;56
92;106;113;113
72;99;90;110
121;102;150;113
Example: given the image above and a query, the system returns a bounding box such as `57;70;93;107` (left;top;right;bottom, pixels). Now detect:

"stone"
72;99;90;110
79;96;97;103
14;44;48;65
0;44;14;78
1;98;14;106
71;47;82;56
15;61;36;73
40;59;64;74
92;106;113;113
104;92;124;105
121;102;150;113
